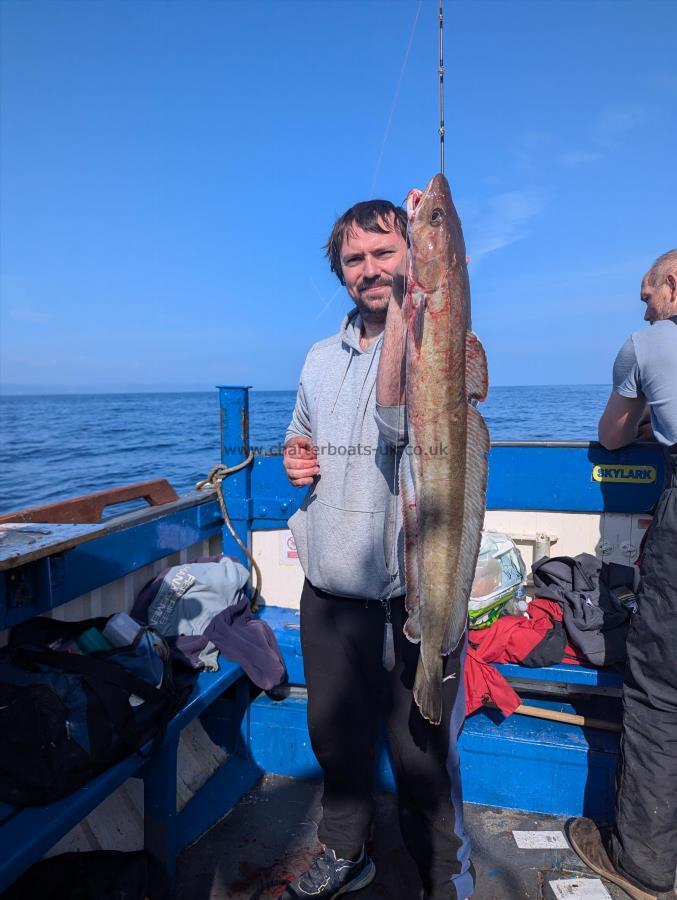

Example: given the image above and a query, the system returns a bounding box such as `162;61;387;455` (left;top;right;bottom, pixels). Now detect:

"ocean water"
0;386;610;515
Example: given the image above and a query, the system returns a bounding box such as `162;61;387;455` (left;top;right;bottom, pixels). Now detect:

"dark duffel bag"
1;850;170;899
0;615;192;806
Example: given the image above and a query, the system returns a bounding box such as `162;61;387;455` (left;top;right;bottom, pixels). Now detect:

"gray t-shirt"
612;317;677;446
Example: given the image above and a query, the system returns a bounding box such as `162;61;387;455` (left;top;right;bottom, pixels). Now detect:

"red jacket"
465;599;585;716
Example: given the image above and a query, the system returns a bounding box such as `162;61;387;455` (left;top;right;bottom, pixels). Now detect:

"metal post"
534;533;551;562
217;385;252;566
143;736;179;878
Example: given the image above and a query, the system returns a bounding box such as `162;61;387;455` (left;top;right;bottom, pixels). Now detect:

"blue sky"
1;0;676;392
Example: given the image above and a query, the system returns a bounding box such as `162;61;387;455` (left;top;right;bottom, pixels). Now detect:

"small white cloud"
556;103;643;167
593;103;644;149
512;131;555;172
6;305;50;325
466;190;545;263
650;71;677;94
557;150;604;166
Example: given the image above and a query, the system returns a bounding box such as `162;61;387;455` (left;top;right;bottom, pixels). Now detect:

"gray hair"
646;249;677;286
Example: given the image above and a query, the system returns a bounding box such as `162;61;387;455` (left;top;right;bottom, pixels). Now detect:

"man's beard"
353;277;401;323
354;288;392;323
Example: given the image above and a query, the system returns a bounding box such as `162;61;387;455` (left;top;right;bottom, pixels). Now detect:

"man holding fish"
281;174;487;900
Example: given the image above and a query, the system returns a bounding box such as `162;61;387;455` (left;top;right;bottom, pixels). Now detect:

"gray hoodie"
286;309;406;600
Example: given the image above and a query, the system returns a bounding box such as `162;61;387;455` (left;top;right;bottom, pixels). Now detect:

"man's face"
640;271;677;323
340;217;407;322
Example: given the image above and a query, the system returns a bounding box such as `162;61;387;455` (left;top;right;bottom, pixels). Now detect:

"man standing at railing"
567;249;677;900
281;200;473;900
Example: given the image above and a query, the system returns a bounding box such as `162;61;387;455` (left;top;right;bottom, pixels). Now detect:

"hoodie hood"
340;307;376;353
332;307;383;414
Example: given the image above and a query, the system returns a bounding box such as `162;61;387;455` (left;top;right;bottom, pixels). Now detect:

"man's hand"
598;392;648;450
376;288;408;407
637;418;655;442
283;435;320;487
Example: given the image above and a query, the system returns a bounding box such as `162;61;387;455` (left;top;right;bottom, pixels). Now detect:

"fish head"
406;173;467;306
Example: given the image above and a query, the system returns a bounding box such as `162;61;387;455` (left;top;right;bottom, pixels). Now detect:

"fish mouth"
407;188;424;218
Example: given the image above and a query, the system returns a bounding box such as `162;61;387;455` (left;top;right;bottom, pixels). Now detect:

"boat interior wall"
252;508;648;609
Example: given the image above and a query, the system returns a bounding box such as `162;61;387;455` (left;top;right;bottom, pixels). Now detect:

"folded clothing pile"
464;553;635;717
133;555;286;691
532;553;635;667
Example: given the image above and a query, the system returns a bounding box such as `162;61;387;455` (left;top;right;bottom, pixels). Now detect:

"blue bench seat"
0;657;261;894
254;605;622;822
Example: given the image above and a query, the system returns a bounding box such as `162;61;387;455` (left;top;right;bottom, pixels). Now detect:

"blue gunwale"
0;439;664;630
250;440;666;530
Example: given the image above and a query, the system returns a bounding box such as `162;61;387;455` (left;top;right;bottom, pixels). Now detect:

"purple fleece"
132;559;286;691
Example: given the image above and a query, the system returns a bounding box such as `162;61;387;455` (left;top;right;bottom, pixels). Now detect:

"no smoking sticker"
279;530;300;565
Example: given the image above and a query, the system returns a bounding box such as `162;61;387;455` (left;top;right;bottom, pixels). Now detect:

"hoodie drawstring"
331;347;355;414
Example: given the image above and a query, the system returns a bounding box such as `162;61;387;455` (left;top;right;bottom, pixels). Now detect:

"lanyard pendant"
381;599;395;672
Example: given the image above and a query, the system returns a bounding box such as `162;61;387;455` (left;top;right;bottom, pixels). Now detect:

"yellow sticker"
592;464;656;484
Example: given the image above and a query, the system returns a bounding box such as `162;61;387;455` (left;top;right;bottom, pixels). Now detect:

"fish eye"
430;208;444;227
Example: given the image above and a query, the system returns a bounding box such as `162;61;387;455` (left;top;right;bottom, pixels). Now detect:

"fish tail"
413;654;443;725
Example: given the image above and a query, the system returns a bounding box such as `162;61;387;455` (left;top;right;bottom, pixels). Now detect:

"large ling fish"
401;173;490;725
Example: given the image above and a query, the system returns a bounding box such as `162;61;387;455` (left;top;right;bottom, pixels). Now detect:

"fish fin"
402;278;414;322
412;292;425;351
383;472;400;578
442;404;490;654
414;653;443;724
401;449;421;642
465;331;488;402
403;609;421;643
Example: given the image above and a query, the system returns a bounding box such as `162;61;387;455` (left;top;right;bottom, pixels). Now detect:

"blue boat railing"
0;385;664;630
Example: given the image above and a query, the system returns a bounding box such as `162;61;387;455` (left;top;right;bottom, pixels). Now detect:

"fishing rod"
439;0;445;174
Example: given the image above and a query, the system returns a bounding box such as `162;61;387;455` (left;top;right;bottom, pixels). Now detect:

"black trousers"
611;447;677;893
300;580;474;900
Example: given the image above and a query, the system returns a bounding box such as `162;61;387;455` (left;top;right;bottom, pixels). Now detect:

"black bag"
0;616;192;806
1;850;170;900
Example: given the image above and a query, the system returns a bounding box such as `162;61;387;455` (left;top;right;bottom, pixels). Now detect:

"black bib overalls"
611;445;677;893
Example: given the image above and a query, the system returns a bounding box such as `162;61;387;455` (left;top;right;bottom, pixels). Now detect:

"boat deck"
177;775;627;900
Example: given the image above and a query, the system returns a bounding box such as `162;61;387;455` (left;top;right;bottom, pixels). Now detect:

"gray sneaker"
283;846;376;898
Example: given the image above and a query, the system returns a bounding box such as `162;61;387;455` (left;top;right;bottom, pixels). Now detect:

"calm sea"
0;386;610;515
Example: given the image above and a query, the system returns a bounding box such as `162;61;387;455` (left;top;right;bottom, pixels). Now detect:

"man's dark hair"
324;200;407;285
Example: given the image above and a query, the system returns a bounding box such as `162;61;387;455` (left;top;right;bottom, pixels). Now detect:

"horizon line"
0;383;612;397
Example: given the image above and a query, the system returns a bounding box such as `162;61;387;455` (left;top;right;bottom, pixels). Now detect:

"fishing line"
439;0;445;174
384;0;443;603
369;0;423;197
381;208;410;665
381;1;445;665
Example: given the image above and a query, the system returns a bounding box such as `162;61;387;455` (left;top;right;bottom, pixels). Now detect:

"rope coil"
196;453;262;611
